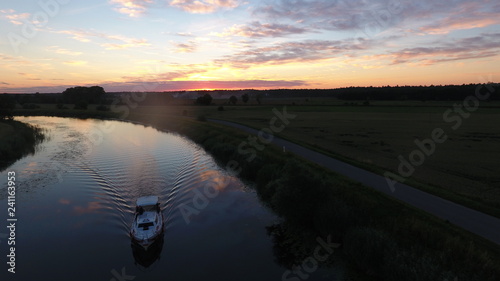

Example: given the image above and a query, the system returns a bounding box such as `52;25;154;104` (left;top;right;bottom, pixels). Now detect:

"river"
0;116;342;281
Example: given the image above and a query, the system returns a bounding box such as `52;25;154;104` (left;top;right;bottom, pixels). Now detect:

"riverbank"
11;106;500;280
0;120;46;171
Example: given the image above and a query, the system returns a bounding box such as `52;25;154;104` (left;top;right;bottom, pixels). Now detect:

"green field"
187;100;500;218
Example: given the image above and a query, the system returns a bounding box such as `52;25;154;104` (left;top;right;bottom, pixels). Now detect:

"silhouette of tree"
256;93;263;105
195;93;212;105
62;86;105;104
229;95;237;105
0;95;15;120
242;93;249;104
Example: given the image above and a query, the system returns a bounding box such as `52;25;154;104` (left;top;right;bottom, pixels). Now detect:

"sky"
0;0;499;93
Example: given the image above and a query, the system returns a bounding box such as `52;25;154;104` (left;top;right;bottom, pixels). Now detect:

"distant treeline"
2;83;499;104
260;83;500;101
0;90;174;106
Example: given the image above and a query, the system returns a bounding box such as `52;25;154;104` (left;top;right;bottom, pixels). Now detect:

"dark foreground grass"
11;107;500;280
0;120;46;171
123;111;500;281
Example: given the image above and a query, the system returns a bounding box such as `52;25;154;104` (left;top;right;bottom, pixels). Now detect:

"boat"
130;196;164;248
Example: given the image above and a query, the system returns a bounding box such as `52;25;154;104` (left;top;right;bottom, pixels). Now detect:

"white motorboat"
130;196;164;248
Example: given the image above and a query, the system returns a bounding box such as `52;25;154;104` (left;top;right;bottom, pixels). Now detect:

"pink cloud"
0;9;30;25
218;21;310;38
109;0;153;17
170;0;239;14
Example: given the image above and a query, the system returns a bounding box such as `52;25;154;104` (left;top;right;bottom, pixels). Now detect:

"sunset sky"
0;0;499;93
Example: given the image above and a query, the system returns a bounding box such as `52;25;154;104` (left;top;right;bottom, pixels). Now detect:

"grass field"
184;100;500;218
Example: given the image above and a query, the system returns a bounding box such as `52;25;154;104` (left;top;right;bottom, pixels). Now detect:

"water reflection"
131;234;165;269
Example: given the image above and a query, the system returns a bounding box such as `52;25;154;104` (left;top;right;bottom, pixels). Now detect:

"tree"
229;95;237;105
63;86;105;104
256;93;263;105
195;93;212;105
0;95;15;120
242;93;249;104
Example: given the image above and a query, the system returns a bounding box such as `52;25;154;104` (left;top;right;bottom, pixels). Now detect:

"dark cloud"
223;21;311;38
216;38;371;68
172;40;198;53
252;0;499;37
386;33;500;65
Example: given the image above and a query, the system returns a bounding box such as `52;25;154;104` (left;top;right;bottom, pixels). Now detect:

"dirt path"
209;119;500;246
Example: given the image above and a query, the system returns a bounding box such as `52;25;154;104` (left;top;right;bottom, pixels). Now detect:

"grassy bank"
13;105;118;119
122;109;500;281
0;120;46;171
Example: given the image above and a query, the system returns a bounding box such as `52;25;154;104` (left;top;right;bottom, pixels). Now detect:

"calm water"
0;116;342;281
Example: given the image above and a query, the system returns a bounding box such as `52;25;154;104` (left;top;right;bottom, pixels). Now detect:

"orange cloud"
63;60;88;66
47;46;82;56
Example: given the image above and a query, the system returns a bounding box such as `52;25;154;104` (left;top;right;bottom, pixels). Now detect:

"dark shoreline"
0;119;46;171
